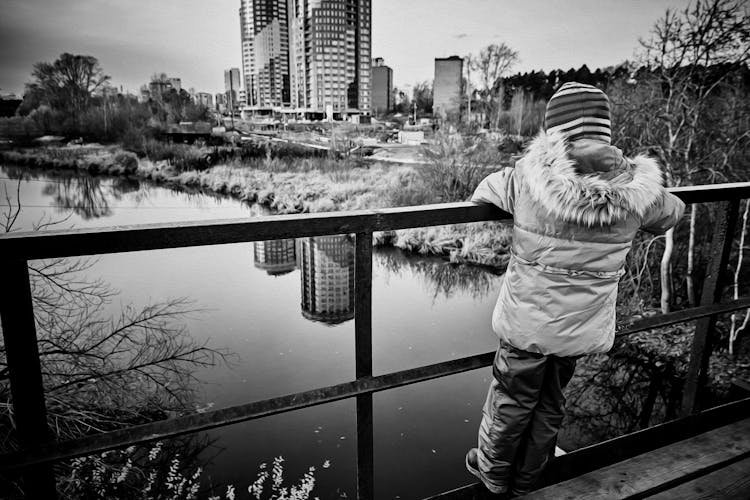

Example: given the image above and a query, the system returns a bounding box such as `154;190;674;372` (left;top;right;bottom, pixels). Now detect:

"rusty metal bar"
0;260;57;499
682;200;741;415
355;232;373;380
355;231;374;500
0;202;508;260
3;182;750;262
0;351;496;471
4;296;750;471
669;182;750;204
615;298;750;336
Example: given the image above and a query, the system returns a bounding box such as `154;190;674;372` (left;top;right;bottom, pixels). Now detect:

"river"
0;166;672;499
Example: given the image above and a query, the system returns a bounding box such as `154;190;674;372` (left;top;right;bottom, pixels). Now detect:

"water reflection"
253;237;499;326
376;248;498;301
2;165;242;218
253;239;297;276
42;176;113;219
298;235;356;325
561;336;685;450
110;176;143;198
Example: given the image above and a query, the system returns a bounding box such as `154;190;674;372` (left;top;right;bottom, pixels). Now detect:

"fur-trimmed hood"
516;130;664;226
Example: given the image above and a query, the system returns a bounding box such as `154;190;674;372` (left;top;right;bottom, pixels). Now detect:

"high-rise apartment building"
241;0;371;119
224;67;242;110
371;57;392;116
434;56;464;121
239;0;291;108
289;0;371;118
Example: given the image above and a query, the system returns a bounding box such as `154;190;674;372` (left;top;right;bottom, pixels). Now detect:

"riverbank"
0;145;512;268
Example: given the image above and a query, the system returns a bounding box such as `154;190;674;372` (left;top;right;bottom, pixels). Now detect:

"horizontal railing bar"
669;182;750;204
0;352;496;470
616;297;750;336
4;297;750;471
2;182;750;260
0;203;508;260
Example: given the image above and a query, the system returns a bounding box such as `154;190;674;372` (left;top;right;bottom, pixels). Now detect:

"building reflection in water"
253;239;297;276
297;235;355;325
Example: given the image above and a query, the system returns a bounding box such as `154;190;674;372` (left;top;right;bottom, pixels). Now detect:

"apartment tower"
371;57;392;115
239;0;292;108
224;67;242;109
434;56;464;121
241;0;371;118
289;0;371;118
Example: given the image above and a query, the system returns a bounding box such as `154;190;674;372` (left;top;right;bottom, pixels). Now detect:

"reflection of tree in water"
43;175;112;219
375;248;500;301
1;202;229;496
298;235;355;325
560;330;686;450
110;176;145;200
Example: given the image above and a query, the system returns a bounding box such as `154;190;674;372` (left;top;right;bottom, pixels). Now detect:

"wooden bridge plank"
521;417;750;500
646;456;750;500
425;398;750;500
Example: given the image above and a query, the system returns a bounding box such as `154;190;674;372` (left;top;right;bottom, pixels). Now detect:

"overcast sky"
0;0;692;96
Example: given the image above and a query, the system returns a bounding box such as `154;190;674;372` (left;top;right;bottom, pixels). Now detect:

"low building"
195;92;213;108
0;90;22;117
398;130;425;145
169;78;182;93
215;93;227;112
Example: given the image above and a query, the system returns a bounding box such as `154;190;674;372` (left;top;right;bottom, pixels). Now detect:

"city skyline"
1;0;693;96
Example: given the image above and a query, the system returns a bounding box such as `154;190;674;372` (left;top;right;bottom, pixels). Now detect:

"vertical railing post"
0;259;57;499
682;199;740;415
354;232;374;500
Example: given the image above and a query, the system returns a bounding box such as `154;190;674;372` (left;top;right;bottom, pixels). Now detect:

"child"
465;82;685;497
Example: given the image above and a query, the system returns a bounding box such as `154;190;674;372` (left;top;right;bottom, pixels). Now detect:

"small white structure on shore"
398;130;424;145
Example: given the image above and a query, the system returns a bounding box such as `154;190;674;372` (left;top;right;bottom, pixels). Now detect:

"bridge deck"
427;398;750;500
523;416;750;499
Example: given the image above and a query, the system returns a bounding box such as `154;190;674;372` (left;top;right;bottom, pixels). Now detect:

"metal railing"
2;182;750;499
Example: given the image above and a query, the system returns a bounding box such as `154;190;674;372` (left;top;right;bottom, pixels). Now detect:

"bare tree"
617;0;750;312
471;43;520;92
469;43;520;129
24;53;110;114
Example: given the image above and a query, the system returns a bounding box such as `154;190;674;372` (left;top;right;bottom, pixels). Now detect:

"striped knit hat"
544;82;611;143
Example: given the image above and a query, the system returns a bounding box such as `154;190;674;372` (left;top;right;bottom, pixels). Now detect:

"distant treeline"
498;62;750;105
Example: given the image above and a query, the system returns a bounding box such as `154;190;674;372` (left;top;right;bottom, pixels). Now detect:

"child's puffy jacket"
471;130;685;357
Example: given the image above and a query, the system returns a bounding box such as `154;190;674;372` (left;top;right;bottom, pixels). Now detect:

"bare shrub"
420;131;507;202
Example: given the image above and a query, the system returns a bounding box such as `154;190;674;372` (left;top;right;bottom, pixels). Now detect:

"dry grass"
6;145;513;268
385;222;512;268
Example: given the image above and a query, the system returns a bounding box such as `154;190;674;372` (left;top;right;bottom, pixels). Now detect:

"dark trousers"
477;343;577;495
